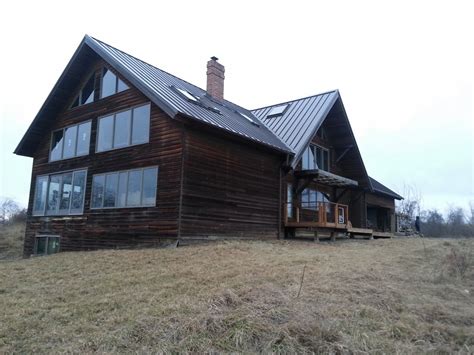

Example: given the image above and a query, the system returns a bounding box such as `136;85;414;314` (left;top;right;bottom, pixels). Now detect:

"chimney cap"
210;56;219;61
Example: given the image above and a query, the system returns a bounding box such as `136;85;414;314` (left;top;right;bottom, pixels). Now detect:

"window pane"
59;173;73;213
81;74;95;105
113;110;131;148
101;68;116;98
127;170;142;206
142;168;158;206
50;130;64;161
76;121;91;156
47;175;61;214
62;126;77;159
33;176;48;215
47;237;60;254
117;172;128;207
323;150;329;171
36;238;46;255
117;78;129;92
316;147;322;169
71;171;86;212
92;175;105;208
131;104;150;145
97;115;114;152
104;173;119;207
287;184;293;218
302;146;315;170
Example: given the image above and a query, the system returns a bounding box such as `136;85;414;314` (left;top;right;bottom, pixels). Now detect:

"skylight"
176;88;198;102
266;104;289;118
239;112;260;126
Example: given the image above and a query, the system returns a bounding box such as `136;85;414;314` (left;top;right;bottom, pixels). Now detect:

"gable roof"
252;91;339;167
15;35;291;157
368;177;403;200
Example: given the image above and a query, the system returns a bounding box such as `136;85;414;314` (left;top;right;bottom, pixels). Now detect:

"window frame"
49;120;92;162
32;169;88;217
90;166;158;210
301;188;330;211
95;103;151;153
99;67;130;99
70;72;96;109
34;235;60;256
301;144;330;172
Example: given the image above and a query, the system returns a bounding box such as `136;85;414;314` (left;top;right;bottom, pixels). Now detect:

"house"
15;35;402;256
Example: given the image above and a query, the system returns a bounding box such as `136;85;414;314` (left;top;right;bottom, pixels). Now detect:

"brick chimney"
206;56;225;100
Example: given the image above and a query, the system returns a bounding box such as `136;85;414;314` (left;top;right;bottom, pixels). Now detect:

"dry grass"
0;223;25;260
0;237;473;354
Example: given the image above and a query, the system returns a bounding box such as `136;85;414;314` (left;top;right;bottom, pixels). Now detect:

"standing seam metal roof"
251;91;339;167
85;36;292;153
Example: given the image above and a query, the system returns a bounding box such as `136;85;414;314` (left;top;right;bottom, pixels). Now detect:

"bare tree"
0;198;20;225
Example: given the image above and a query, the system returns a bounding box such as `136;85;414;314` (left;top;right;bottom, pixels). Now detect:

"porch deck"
284;202;349;230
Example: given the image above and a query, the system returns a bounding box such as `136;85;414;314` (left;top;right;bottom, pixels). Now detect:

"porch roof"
295;169;358;188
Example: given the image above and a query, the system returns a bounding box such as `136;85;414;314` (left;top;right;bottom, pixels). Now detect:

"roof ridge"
251;89;339;111
88;35;208;94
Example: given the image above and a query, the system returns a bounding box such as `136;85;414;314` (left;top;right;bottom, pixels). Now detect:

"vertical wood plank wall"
23;63;183;255
179;124;283;240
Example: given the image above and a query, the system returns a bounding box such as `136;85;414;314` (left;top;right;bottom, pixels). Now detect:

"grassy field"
0;232;473;354
0;223;24;260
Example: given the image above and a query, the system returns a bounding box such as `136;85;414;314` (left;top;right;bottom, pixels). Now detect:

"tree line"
396;185;473;237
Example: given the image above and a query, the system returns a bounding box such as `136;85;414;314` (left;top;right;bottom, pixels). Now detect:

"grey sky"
0;0;472;215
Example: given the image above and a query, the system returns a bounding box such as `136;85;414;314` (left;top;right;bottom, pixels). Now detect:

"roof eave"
289;91;340;169
84;35;179;119
14;37;91;157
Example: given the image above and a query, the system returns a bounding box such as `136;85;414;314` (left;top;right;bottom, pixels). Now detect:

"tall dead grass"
0;223;24;260
0;238;473;353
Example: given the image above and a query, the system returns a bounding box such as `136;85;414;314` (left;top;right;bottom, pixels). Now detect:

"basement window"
71;73;96;108
35;235;60;255
266;104;288;118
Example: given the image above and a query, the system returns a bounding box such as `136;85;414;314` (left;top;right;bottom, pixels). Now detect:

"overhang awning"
294;169;358;188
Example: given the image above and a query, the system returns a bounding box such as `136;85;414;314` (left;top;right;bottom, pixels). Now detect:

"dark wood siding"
179;123;283;240
23;61;183;256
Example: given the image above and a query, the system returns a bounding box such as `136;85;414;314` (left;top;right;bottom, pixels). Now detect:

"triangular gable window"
100;68;129;99
71;73;95;108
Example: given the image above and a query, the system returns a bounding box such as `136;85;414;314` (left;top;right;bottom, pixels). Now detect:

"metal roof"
85;36;291;153
251;91;339;166
369;177;403;200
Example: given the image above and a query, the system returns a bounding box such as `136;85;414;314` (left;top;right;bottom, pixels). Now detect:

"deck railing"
284;202;349;229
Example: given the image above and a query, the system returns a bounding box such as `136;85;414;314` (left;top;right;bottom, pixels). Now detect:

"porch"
284;202;349;229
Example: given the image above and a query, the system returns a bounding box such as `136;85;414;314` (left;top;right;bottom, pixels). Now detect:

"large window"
301;188;330;210
34;235;60;255
301;144;330;171
96;103;150;152
33;170;87;216
71;73;96;108
91;167;158;209
100;68;129;98
50;121;91;161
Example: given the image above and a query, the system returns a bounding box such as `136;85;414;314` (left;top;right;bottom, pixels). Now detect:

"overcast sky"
0;0;472;215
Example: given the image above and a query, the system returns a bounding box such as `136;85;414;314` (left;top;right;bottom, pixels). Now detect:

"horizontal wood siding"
180;124;282;240
23;61;182;255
